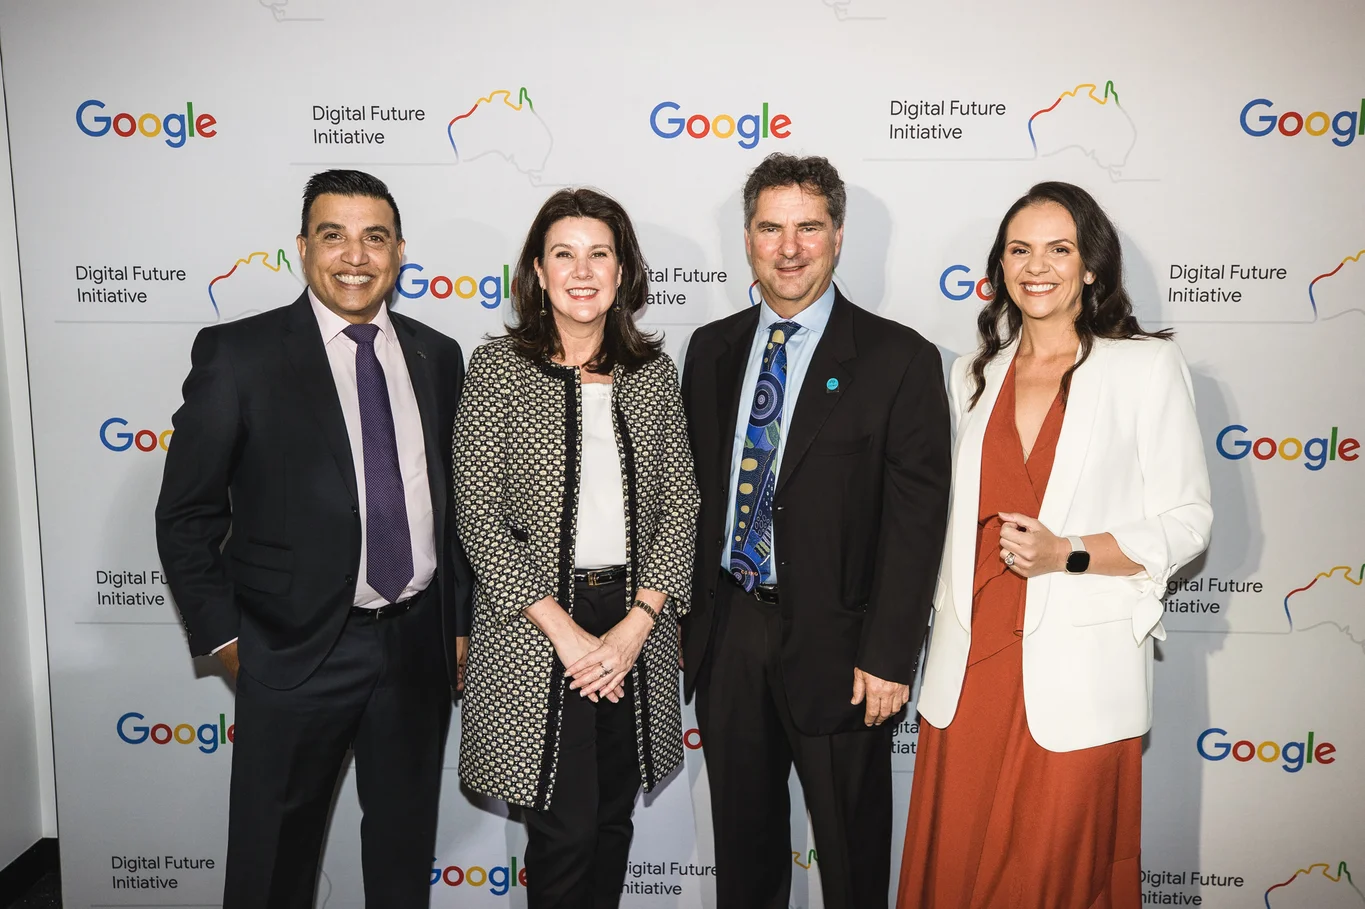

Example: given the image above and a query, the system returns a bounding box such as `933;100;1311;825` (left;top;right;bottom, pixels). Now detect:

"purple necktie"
343;323;413;603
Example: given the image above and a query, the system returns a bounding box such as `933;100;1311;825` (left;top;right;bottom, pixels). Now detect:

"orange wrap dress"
896;361;1141;909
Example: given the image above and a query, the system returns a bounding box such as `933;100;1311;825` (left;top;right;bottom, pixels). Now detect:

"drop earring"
541;287;547;314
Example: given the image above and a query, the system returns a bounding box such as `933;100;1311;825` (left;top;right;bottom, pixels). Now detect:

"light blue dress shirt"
721;282;837;582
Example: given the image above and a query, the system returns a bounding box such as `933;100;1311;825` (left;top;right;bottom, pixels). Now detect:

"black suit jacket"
681;290;951;735
155;291;473;690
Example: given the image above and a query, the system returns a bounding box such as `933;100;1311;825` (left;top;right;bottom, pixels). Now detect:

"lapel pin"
416;350;427;359
826;377;840;392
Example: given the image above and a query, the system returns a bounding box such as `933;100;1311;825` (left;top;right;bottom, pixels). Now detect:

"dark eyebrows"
1005;238;1075;247
752;218;827;230
311;222;393;237
548;242;614;252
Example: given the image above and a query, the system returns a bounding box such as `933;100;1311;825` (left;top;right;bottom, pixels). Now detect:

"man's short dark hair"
742;153;846;230
300;169;403;240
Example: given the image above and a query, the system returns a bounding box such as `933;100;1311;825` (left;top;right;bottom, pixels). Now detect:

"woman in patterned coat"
452;187;699;909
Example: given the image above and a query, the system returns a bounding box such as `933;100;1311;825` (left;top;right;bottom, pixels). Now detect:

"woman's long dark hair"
507;187;661;373
967;181;1171;408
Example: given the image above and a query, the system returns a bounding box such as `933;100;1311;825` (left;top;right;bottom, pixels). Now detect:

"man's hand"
455;636;469;693
851;667;908;727
215;640;241;683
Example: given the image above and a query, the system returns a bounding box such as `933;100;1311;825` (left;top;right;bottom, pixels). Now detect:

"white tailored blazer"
916;336;1212;752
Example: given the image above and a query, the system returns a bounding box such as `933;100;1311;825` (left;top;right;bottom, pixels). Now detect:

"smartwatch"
1065;536;1090;573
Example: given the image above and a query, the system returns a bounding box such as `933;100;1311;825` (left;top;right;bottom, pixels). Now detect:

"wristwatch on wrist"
631;598;660;624
1065;536;1090;573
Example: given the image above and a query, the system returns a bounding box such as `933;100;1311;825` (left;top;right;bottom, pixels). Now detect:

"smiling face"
296;193;404;324
1000;201;1094;326
534;216;621;334
744;183;843;317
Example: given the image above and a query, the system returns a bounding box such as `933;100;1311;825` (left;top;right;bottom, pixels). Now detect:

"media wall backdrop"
2;1;1363;905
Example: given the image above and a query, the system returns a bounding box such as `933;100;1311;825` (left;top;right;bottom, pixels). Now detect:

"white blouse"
574;382;628;568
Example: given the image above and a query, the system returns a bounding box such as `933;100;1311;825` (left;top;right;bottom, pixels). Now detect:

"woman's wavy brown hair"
507;187;661;374
968;181;1171;408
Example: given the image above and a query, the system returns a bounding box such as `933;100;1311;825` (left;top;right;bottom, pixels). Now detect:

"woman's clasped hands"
565;605;656;702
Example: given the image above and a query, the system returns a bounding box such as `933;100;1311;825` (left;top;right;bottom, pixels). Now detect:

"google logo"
649;101;791;150
1196;727;1335;773
1239;99;1363;148
100;418;172;452
431;857;526;896
940;264;994;301
1214;425;1359;471
117;712;234;755
76;100;217;149
395;263;508;310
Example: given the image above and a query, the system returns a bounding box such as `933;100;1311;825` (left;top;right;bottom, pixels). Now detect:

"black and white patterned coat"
452;336;699;809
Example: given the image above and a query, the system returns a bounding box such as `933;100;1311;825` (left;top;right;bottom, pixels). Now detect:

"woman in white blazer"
897;182;1211;909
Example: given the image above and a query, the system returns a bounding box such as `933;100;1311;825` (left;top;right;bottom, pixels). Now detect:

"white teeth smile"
567;289;597;298
1023;283;1057;292
335;274;372;286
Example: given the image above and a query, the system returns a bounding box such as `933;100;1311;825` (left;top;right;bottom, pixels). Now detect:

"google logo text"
117;712;233;755
1214;425;1358;471
1196;727;1335;773
1239;98;1363;147
650;101;790;150
940;265;994;301
77;100;217;149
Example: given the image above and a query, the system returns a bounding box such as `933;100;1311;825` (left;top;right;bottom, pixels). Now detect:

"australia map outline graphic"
1264;861;1365;907
1028;80;1137;179
207;248;303;321
447;87;554;184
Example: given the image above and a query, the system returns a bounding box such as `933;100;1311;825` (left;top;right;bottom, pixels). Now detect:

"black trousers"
224;586;452;909
696;576;893;909
523;576;641;909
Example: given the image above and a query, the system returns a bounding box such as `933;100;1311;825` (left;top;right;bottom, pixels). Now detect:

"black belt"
722;568;780;604
574;565;628;587
349;584;431;621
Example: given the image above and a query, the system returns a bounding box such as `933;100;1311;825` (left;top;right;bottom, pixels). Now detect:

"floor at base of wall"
0;840;59;909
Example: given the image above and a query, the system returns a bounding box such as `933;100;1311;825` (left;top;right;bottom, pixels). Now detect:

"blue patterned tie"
729;321;800;592
343;323;413;603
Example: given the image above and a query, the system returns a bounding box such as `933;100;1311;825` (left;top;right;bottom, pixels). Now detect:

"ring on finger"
1003;551;1016;567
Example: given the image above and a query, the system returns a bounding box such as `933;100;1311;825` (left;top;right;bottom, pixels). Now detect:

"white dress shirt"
720;282;836;582
310;290;436;608
574;382;628;568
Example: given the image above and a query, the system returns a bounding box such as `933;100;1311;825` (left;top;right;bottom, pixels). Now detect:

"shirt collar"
755;280;837;337
308;288;394;345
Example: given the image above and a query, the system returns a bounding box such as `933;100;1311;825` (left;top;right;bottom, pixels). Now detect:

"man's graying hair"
742;153;847;229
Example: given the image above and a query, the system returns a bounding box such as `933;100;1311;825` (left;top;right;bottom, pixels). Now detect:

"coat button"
708;589;715;599
351;505;358;514
345;574;354;584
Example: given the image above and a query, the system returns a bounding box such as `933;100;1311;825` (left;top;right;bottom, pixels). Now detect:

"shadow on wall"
1143;363;1246;884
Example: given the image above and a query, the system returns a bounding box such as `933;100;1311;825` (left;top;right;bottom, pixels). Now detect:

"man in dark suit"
156;170;471;908
681;154;951;909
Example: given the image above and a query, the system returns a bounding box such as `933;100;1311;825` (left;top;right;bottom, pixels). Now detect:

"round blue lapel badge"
826;377;839;391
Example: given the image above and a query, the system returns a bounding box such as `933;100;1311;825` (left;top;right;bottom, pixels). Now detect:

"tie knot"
343;323;380;347
768;321;800;346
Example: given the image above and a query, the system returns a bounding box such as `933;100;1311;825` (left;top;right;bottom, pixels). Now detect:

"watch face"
1067;550;1091;573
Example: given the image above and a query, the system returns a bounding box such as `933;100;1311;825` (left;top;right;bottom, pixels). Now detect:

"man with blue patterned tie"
156;170;472;908
680;154;952;909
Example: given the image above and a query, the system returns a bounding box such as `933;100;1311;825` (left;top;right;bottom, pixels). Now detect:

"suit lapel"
392;313;446;519
283;292;358;506
776;292;856;494
1036;342;1105;539
950;339;1016;632
714;308;760;503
